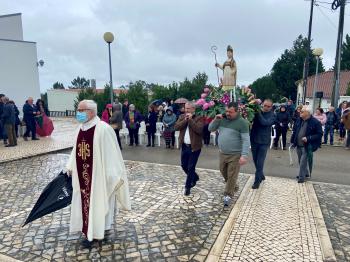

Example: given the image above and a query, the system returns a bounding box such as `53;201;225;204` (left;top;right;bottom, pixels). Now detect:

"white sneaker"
223;196;231;206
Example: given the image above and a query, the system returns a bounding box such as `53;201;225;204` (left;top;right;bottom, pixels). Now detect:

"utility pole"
302;0;315;105
331;0;346;106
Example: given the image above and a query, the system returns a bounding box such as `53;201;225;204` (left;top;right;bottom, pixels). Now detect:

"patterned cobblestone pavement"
0;118;78;163
0;154;248;261
314;183;350;262
218;177;324;262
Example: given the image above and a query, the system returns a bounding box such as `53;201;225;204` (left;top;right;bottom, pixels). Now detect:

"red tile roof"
306;71;350;98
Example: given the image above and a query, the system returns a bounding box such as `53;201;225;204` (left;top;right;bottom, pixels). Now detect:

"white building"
0;13;40;108
47;88;128;113
296;71;350;109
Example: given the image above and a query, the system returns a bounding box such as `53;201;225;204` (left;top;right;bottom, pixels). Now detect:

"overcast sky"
1;0;350;92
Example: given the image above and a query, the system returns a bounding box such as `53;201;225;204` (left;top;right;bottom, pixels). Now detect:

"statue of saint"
215;45;237;92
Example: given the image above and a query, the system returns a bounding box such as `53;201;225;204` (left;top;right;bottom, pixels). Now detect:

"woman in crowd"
313;108;327;130
145;105;157;147
162;106;177;148
101;104;112;124
35;99;54;137
125;104;142;146
110;103;123;150
274;105;289;150
337;102;347;142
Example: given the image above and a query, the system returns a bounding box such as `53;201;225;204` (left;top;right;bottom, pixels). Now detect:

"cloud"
0;0;348;91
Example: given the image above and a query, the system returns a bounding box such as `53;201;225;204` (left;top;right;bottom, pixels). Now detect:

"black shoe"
81;239;93;248
322;142;327;145
296;175;310;180
23;136;28;141
330;143;334;145
32;138;40;140
262;176;266;181
298;180;305;184
152;144;155;147
184;188;191;196
129;144;133;146
5;144;15;147
252;182;260;189
146;144;151;147
4;140;8;145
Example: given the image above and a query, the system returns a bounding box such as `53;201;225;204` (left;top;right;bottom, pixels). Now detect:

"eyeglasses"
77;109;91;112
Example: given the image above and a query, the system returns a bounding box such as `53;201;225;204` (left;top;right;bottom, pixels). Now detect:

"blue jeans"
251;143;269;184
324;125;334;144
181;144;201;189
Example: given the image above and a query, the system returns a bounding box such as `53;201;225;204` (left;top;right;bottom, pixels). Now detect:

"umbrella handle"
288;145;294;166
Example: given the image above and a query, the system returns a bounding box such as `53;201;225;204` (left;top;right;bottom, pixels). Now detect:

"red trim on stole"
76;126;96;236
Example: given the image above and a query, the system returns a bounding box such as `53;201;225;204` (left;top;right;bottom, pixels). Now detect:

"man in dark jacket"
23;97;40;141
291;106;322;183
250;99;276;189
0;94;6;144
1;97;17;147
323;106;338;145
175;102;203;196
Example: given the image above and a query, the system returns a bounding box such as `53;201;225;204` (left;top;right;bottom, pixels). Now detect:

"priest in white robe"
66;99;131;247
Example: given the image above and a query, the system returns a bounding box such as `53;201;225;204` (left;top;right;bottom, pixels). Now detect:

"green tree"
53;82;65;89
70;76;90;89
250;74;280;101
271;35;325;101
346;82;350;96
119;81;149;115
341;34;350;70
178;72;208;100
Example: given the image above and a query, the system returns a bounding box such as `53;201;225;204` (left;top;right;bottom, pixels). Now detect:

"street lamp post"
103;32;115;105
312;48;323;113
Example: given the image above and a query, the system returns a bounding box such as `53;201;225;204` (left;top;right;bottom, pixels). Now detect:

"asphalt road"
120;143;350;185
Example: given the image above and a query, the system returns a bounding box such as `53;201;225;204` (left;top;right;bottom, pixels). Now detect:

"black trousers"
147;132;155;145
114;129;122;150
251;143;269;184
24;119;37;139
128;128;139;145
181;144;201;189
203;124;211;145
274;127;287;148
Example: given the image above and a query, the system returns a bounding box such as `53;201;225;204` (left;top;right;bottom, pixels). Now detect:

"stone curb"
306;183;337;262
0;254;22;262
0;146;73;164
206;176;254;262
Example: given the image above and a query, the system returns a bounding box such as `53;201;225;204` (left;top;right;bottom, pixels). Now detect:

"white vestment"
66;116;131;241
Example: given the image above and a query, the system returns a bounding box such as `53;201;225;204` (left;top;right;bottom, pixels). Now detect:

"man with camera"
175;102;204;196
209;102;250;206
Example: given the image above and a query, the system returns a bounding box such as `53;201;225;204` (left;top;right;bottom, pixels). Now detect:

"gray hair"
302;105;312;115
129;104;135;109
80;100;97;115
185;101;197;109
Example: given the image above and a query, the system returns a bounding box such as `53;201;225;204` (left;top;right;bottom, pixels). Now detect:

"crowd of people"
0;94;54;147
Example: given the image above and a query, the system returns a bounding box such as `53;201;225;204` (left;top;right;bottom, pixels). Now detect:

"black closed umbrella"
23;171;73;227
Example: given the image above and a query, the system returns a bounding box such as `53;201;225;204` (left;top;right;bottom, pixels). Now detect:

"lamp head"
312;48;323;57
103;32;114;43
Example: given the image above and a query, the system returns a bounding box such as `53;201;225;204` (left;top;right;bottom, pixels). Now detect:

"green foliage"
251;74;281;102
53;82;65;89
346;82;350;96
121;81;150;115
271;35;325;101
341;34;350;70
74;84;115;116
70;76;90;89
178;72;208;100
